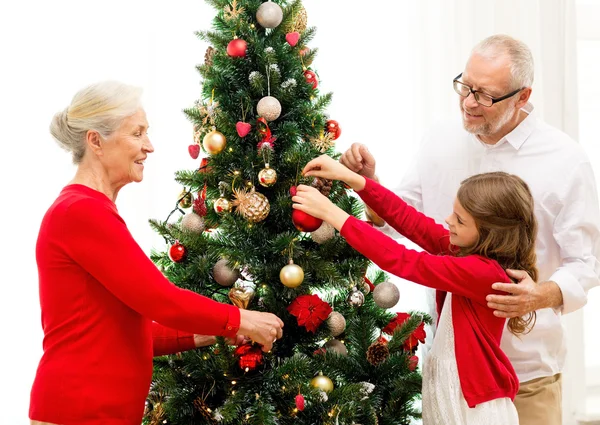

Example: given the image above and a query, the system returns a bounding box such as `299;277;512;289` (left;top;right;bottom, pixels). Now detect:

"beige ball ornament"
257;96;281;122
256;1;283;28
373;281;400;309
326;312;346;337
213;258;240;287
279;259;304;288
324;339;348;356
310;222;335;244
181;213;205;233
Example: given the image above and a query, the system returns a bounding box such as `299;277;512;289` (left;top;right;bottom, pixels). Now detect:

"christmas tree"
146;1;429;424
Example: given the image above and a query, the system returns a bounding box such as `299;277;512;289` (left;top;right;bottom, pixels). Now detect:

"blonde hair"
456;172;538;335
472;34;534;90
50;81;143;164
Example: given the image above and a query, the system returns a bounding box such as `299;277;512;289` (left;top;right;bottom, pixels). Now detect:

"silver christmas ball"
213;258;240;287
347;286;365;307
324;339;348;356
326;311;346;337
310;222;335;244
181;212;205;233
257;96;281;122
256;1;283;28
372;281;400;309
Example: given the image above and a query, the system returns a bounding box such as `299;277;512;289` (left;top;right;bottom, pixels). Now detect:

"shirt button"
227;326;232;331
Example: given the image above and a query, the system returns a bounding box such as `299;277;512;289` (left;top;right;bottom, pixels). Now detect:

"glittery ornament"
181;212;205;233
256;96;281;122
326;311;346;336
232;186;270;223
324;339;348;356
188;144;200;159
280;259;304;288
311;372;334;393
347;286;365;307
213;258;240;287
283;6;307;33
214;197;232;214
373;281;400;309
236;121;252;137
258;165;277;187
310;222;335;244
256;1;283;28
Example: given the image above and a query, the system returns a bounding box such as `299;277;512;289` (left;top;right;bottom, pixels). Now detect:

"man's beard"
462;104;514;137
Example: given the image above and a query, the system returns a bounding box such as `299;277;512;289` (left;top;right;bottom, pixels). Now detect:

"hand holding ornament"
302;154;366;191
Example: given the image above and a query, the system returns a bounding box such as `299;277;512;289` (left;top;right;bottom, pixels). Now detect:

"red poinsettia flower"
288;294;332;333
383;312;426;351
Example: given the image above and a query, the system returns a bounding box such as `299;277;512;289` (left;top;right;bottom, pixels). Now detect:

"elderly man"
341;34;600;425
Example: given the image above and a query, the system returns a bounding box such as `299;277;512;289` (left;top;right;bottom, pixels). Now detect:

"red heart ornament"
236;121;252;137
188;144;200;159
286;32;300;47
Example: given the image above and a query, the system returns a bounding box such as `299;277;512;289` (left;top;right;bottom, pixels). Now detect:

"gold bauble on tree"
279;259;304;288
203;129;227;154
232;186;270;223
178;189;193;209
258;165;277;187
214;197;232;214
311;372;334;393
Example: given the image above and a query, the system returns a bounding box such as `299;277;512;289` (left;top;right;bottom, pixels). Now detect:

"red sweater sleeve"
340;216;505;304
356;177;451;255
59;197;240;338
152;322;197;357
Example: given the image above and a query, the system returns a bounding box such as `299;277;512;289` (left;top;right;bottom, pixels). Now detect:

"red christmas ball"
169;241;187;263
227;38;247;57
325;119;342;140
303;70;318;89
292;209;323;232
408;355;419;371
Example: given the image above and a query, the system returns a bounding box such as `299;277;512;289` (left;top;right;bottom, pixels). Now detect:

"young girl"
292;155;538;425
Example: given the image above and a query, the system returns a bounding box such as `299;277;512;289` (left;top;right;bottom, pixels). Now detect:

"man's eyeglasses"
453;73;524;107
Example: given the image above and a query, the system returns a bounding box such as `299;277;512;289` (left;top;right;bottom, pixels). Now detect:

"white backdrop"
0;1;597;424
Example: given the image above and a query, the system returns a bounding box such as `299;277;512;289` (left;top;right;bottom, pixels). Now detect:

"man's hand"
340;143;377;180
486;269;540;318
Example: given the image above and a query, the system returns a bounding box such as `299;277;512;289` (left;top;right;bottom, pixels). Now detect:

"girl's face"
445;198;479;248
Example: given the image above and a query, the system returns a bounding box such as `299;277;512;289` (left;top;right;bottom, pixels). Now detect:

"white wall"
0;1;598;424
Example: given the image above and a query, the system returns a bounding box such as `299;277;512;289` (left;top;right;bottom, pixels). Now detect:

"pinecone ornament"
193;397;216;423
311;177;333;197
232;187;270;223
204;46;216;67
367;339;390;366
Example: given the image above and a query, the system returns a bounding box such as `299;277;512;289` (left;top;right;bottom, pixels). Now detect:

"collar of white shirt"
475;102;536;150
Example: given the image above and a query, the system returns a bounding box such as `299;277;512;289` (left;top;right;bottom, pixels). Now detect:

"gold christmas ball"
203;130;227;155
327;312;346;337
373;281;400;309
256;96;281;122
258;166;277;187
181;212;205;233
214;197;232;214
324;339;348;356
178;190;193;209
228;285;255;309
213;258;240;287
311;372;334;393
256;1;283;28
310;222;335;244
279;260;304;288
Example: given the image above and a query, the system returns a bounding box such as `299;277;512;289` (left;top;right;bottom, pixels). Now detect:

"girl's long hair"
456;172;538;335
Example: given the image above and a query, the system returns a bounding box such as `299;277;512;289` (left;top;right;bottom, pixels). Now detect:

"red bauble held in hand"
292;209;323;232
227;38;247;57
168;241;187;263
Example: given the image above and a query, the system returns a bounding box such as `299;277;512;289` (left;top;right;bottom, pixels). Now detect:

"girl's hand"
302;155;365;190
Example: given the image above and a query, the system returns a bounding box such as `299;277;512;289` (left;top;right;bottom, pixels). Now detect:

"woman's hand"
292;185;350;231
302;154;366;191
238;309;284;352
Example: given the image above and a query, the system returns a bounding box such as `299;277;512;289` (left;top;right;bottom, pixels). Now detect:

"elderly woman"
29;81;284;425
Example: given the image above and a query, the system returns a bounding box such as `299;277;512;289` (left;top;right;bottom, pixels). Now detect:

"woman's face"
101;109;153;186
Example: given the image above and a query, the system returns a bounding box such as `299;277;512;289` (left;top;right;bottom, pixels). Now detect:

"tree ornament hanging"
224;0;245;21
310;222;335;244
181;212;205;233
256;96;281;122
256;0;283;28
367;337;390;366
203;129;227;155
169;240;187;263
193;196;208;216
303;69;318;89
310;372;334;393
232;185;270;223
228;284;255;309
347;286;365;307
234;343;263;372
213;258;240;287
372;281;400;309
258;165;277;187
292;209;323;232
178;189;193;209
236;121;252;137
326;311;346;337
309;130;335;153
408;355;419;371
279;259;304;288
188;144;200;159
285;31;300;47
283;6;308;33
214;181;232;215
204;46;216;67
227;37;247;57
311;176;333;197
295;394;305;411
324;338;348;356
325;119;342;140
